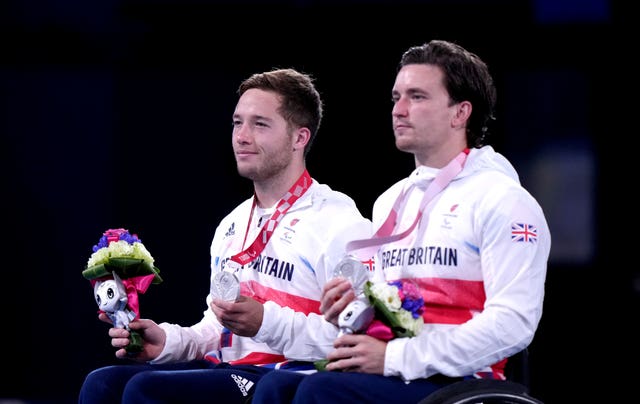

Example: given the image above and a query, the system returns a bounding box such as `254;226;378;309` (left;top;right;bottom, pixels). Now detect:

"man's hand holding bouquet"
315;278;425;371
82;228;162;353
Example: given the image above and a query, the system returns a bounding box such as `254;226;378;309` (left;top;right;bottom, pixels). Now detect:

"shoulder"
214;197;254;231
308;181;360;212
305;181;371;229
372;177;407;218
376;178;406;201
460;171;549;239
466;170;540;207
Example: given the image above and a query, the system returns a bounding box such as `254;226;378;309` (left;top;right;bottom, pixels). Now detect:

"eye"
96;295;102;305
107;288;115;299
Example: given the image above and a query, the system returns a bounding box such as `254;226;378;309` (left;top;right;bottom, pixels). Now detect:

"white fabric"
375;146;551;381
152;180;373;364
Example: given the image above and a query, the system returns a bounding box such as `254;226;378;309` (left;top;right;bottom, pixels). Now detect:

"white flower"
87;240;155;268
370;282;402;312
87;248;109;268
396;309;424;335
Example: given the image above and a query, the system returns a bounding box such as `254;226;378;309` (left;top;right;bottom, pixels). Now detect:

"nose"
233;123;251;144
392;96;408;117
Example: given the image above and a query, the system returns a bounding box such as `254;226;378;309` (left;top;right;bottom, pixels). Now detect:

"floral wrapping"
315;279;425;371
83;228;162;353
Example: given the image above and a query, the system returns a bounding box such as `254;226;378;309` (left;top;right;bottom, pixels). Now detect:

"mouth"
235;150;257;158
393;121;411;131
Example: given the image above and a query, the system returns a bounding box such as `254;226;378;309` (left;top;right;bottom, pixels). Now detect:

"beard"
236;150;291;182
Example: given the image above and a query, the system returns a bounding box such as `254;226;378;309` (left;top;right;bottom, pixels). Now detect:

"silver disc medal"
211;271;241;302
333;255;369;294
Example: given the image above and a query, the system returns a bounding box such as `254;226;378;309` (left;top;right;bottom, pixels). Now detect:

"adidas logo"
225;223;235;237
231;374;254;397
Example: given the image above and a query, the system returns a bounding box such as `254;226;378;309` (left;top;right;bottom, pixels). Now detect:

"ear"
292;127;311;152
452;101;472;129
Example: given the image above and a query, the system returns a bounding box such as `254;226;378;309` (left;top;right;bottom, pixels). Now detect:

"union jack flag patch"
221;328;233;348
511;222;537;243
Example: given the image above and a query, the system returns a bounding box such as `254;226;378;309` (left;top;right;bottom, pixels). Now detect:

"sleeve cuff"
252;300;277;344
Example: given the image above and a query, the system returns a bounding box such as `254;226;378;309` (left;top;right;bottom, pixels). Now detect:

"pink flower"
365;319;394;341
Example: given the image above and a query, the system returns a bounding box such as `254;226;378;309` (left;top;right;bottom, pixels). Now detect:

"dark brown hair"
399;40;497;147
239;68;323;157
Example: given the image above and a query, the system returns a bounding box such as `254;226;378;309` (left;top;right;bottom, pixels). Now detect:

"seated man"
78;68;372;403
251;39;551;404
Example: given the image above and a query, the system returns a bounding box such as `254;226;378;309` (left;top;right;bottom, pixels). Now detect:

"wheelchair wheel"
417;379;544;404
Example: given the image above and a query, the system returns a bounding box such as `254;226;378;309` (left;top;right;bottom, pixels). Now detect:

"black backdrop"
1;1;634;402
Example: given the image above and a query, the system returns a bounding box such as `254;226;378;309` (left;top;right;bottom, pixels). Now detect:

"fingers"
211;298;233;310
98;312;112;324
212;297;262;337
320;278;352;309
109;329;132;352
325;346;361;372
328;334;387;374
321;279;356;325
211;296;255;320
115;349;128;359
115;346;146;361
110;329;144;360
333;332;360;349
321;277;351;296
210;298;236;317
127;318;151;331
112;337;131;349
108;326;129;340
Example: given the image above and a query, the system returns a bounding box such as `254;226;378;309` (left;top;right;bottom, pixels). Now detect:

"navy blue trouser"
78;360;273;404
251;369;462;404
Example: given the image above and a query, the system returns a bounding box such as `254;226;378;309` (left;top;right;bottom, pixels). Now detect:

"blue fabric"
78;360;273;403
251;369;461;404
251;369;307;403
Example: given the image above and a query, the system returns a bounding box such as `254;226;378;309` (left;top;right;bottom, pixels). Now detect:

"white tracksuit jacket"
375;146;551;381
152;180;372;367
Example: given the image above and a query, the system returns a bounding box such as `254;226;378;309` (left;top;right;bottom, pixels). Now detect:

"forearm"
253;300;337;361
151;315;220;364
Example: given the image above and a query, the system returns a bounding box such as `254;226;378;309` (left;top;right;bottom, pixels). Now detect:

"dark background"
1;0;634;402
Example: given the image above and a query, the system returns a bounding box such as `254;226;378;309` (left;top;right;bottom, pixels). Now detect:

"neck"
415;139;469;169
253;165;307;208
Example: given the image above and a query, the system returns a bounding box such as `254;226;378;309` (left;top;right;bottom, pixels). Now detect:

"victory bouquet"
315;279;425;371
362;280;425;339
83;228;162;353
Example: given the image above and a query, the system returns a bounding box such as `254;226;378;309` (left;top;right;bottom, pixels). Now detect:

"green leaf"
106;258;145;278
82;264;111;280
82;258;162;284
105;258;162;283
125;330;144;353
314;359;330;372
313;359;343;372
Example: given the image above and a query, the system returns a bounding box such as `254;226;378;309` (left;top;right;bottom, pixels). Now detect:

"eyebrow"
233;113;275;123
392;87;428;96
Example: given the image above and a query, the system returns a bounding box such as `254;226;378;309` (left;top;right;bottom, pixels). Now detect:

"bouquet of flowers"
83;228;162;353
363;279;424;340
315;279;424;371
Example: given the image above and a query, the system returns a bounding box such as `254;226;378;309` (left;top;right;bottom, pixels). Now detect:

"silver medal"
332;255;369;294
211;271;241;302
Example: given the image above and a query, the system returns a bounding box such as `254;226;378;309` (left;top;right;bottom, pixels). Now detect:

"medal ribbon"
230;169;312;266
347;149;469;259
